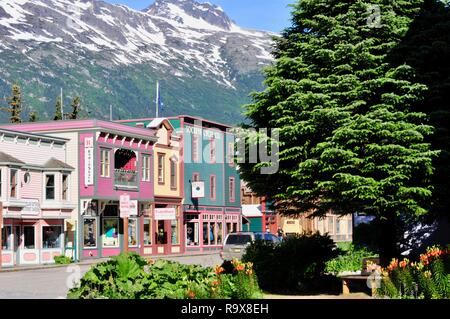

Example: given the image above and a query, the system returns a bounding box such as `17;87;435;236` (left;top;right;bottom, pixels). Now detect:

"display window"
143;218;152;245
128;218;138;247
84;218;97;248
103;218;119;247
42;226;62;249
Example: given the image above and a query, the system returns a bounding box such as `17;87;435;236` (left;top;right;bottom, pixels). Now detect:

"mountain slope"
0;0;275;124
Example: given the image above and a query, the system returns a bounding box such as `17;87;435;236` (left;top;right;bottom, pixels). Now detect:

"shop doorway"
155;220;169;254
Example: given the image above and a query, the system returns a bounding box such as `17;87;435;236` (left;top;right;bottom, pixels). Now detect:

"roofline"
0;119;158;143
116;115;234;129
0;127;69;142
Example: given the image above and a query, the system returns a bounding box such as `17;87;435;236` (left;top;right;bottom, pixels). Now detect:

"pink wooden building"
0;120;158;261
0;128;76;267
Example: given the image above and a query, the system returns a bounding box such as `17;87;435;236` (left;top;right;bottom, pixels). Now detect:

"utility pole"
155;81;159;118
123;217;129;254
109;105;113;121
60;88;64;120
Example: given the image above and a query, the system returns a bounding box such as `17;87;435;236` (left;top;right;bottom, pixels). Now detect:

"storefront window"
128;219;138;246
156;220;167;244
103;218;119;247
23;226;35;249
143;218;152;245
84;218;97;248
171;220;179;245
42;226;62;249
1;226;11;250
186;221;199;246
217;222;223;245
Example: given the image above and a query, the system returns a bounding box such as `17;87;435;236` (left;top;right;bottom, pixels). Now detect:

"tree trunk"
376;215;399;267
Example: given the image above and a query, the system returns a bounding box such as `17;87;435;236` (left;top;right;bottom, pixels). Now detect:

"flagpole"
156;81;159;118
61;88;64;120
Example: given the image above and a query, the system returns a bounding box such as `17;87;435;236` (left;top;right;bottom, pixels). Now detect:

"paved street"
0;253;223;299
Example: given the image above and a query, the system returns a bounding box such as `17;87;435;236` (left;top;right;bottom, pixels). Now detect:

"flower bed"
67;253;262;299
377;245;450;299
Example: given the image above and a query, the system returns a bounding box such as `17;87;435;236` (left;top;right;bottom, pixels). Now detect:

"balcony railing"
114;169;138;189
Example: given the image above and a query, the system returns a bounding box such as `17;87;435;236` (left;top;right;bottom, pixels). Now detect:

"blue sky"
104;0;294;32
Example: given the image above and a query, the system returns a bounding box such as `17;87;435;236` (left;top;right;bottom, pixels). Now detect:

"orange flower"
235;264;245;271
420;254;429;266
211;280;220;286
187;290;196;299
399;258;409;269
215;266;225;274
246;269;253;275
387;258;398;272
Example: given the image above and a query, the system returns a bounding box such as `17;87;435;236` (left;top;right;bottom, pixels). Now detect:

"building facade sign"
154;208;176;220
84;137;94;186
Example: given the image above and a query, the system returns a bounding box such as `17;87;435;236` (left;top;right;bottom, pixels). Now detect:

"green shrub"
242;232;339;294
325;244;378;274
378;246;450;299
54;255;73;264
68;253;262;299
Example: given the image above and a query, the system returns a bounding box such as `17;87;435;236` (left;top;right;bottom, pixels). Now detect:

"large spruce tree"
240;0;439;263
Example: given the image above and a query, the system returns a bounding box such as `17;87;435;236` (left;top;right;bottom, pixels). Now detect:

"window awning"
242;204;263;217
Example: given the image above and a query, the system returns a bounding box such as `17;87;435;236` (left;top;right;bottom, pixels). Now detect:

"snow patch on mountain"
0;0;275;89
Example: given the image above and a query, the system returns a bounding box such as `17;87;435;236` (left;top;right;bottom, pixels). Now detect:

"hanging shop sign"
191;181;205;198
154;208;176;220
119;194;130;218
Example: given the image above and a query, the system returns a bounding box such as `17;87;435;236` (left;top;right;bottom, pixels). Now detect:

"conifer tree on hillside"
54;96;63;121
68;96;80;120
239;0;440;264
1;83;23;123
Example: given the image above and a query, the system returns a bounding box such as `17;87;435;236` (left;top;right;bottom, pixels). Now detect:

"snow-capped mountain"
0;0;276;123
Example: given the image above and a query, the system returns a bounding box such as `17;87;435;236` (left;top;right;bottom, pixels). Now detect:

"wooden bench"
339;257;380;296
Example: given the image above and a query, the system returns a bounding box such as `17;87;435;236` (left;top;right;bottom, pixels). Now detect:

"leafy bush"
68;253;262;299
54;255;73;264
378;245;450;299
325;244;378;274
242;232;340;293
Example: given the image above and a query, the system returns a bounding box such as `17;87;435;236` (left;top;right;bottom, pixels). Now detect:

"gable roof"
147;118;174;131
0;151;25;165
43;158;74;170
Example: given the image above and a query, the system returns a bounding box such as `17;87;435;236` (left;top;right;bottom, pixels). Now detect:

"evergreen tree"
68;96;80;120
1;83;22;123
54;96;63;121
28;111;38;122
389;0;450;222
239;0;439;264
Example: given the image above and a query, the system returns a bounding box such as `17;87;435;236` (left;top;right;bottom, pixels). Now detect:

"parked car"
220;232;281;260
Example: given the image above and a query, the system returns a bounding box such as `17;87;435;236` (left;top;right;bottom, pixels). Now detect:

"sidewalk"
0;251;220;273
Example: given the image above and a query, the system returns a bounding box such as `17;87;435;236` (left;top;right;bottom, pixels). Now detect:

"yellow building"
139;118;183;255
